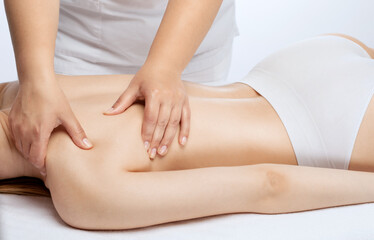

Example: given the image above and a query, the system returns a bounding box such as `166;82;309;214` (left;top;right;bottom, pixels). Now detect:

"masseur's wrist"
18;69;56;89
142;60;183;82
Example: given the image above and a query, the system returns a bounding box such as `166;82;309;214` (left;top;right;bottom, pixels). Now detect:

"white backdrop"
1;0;374;83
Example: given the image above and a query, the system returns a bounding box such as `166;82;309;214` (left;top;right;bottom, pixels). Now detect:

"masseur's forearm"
144;0;223;73
4;0;59;83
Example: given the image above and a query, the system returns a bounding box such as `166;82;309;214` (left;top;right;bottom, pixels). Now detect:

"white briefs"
236;35;374;169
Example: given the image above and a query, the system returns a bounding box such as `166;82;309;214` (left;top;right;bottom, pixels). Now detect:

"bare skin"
0;75;296;178
4;0;224;171
0;34;374;230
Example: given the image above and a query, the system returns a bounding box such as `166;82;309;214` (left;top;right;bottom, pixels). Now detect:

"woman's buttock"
338;36;374;171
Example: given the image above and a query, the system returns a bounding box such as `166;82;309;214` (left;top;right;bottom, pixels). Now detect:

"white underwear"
236;35;374;169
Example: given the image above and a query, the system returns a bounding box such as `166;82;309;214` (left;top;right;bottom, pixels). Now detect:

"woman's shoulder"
0;81;18;110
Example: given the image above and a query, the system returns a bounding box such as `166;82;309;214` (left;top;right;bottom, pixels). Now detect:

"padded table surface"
1;193;374;240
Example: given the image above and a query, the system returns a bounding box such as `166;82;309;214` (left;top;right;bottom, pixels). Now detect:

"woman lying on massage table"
1;33;374;230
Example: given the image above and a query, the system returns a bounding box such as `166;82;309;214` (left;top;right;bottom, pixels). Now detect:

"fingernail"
181;136;187;146
158;145;167;155
150;148;157;159
40;169;46;176
144;141;150;150
33;162;43;169
83;138;93;148
104;107;115;114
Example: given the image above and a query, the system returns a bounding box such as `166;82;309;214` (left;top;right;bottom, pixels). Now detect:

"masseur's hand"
104;66;190;159
9;78;93;175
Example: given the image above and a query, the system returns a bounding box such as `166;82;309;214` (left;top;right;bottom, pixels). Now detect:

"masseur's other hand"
9;78;93;175
104;66;190;159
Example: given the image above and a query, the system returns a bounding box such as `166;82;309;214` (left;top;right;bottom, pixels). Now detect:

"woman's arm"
46;162;374;230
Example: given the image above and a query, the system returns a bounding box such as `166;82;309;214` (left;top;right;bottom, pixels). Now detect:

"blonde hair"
0;177;50;197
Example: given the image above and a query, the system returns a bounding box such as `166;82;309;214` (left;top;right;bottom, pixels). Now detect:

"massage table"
1;193;374;239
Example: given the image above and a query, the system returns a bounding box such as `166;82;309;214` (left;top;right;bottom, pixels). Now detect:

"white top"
54;0;239;79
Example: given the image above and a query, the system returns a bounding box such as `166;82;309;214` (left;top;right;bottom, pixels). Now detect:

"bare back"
43;74;297;175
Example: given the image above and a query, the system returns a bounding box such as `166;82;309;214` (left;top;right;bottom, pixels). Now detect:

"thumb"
103;86;138;115
60;113;93;150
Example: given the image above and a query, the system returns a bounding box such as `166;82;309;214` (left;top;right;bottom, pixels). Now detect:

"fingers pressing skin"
9;117;29;161
28;137;49;170
103;85;139;115
147;103;175;159
60;110;93;150
141;87;191;159
21;138;31;163
155;105;183;157
179;100;191;146
9;121;21;153
8;111;50;169
142;96;160;155
103;68;191;160
146;97;190;160
8;81;93;177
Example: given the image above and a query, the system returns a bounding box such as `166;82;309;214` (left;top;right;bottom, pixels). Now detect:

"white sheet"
1;193;374;240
